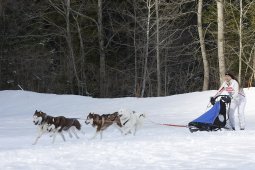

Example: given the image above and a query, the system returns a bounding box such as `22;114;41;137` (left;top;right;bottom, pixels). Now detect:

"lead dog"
32;110;66;145
85;112;122;139
46;116;82;143
118;108;146;135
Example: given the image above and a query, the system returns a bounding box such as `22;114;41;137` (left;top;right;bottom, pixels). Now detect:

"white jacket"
215;79;240;100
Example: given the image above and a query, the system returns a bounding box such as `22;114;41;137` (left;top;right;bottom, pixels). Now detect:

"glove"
210;97;216;105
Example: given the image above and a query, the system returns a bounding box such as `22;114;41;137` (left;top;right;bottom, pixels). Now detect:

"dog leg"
52;132;58;144
122;126;131;135
124;130;132;135
49;132;54;137
71;127;79;139
90;131;99;140
100;131;103;140
32;132;44;145
67;129;73;138
49;128;57;137
133;125;137;136
115;124;124;135
60;132;66;142
49;129;56;137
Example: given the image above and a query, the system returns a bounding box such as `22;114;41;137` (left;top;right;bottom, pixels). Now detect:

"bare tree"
155;0;161;96
65;0;81;94
98;0;106;97
238;0;243;84
47;0;81;93
73;13;88;95
197;0;209;90
141;0;154;97
225;0;255;85
217;0;226;83
253;50;255;81
133;0;139;97
4;0;243;97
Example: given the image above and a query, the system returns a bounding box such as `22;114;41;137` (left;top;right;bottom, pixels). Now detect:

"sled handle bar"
214;95;231;104
214;95;230;100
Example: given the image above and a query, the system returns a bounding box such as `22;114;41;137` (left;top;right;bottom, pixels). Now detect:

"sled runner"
188;95;231;133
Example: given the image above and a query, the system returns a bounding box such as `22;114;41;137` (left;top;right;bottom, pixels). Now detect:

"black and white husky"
32;110;66;145
46;116;82;143
33;110;82;144
118;108;146;135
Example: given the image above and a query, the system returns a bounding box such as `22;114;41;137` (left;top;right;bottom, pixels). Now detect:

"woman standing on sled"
212;72;246;130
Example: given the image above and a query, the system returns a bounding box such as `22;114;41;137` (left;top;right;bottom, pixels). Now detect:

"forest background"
1;0;255;97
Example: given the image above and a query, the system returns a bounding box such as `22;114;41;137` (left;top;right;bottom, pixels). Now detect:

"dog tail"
74;119;81;130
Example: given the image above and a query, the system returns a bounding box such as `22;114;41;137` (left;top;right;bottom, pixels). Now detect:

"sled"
188;95;231;133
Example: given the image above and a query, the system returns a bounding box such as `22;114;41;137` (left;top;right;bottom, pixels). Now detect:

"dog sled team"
32;72;247;144
32;108;146;145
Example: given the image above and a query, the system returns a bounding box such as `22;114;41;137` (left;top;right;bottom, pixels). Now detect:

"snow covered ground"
0;88;255;170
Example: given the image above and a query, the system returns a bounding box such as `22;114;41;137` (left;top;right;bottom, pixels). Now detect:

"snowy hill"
0;88;255;170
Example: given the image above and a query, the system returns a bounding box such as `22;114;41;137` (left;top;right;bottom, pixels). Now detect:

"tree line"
0;0;255;97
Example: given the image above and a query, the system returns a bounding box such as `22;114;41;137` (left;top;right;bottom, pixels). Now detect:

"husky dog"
85;112;122;139
118;108;146;135
46;116;82;143
32;110;65;145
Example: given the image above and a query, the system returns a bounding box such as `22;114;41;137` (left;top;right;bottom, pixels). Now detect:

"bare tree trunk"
238;0;243;84
197;0;209;91
74;15;88;95
253;50;255;81
133;0;138;97
155;0;161;96
0;0;4;68
164;55;167;96
217;0;226;84
65;0;80;94
141;0;151;97
98;0;106;97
